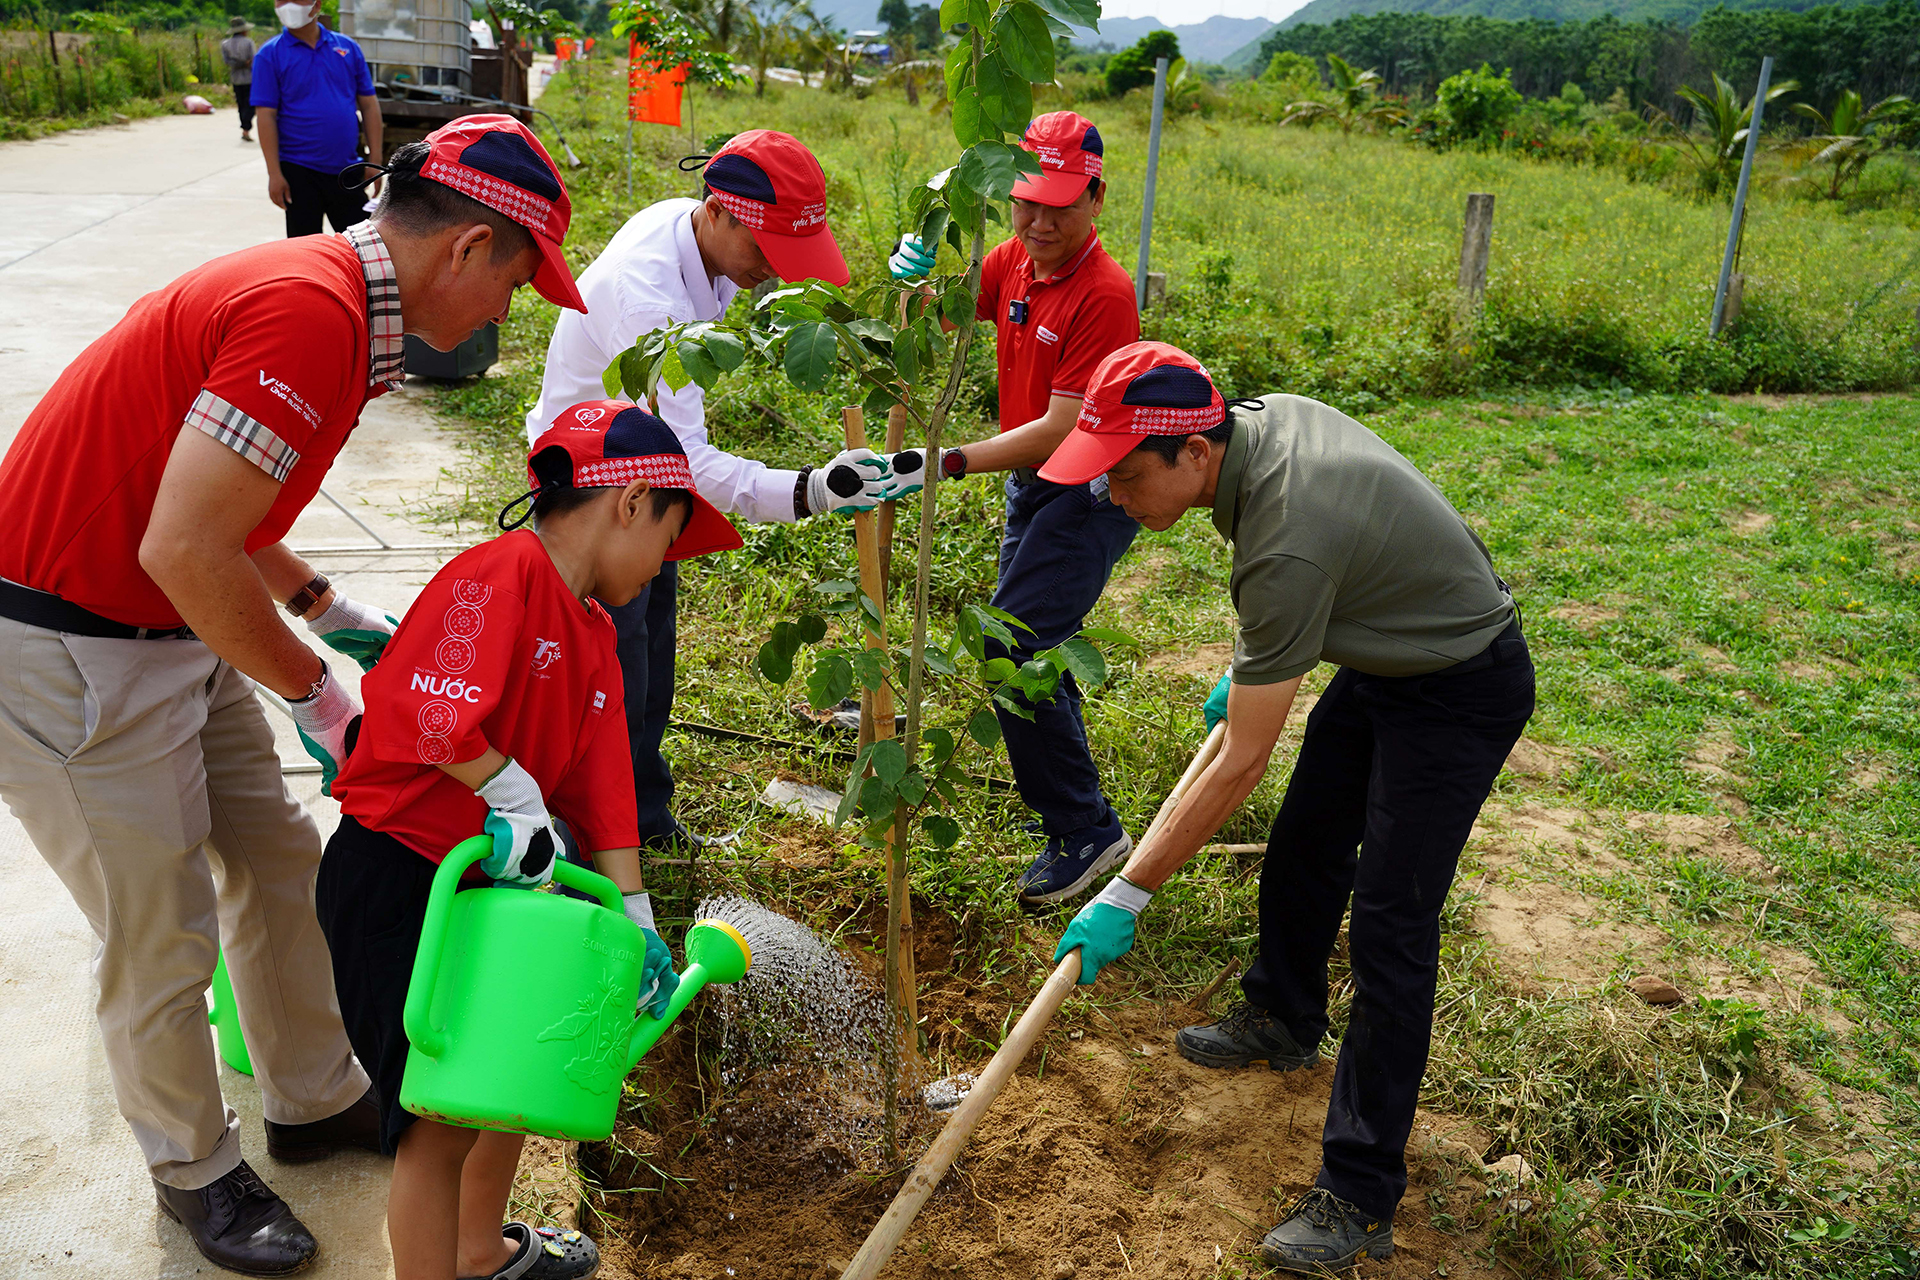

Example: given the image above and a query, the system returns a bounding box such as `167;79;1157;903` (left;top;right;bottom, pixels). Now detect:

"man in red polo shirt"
0;116;583;1277
891;110;1141;907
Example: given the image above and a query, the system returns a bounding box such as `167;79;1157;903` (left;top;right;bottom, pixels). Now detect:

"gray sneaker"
1174;1001;1320;1071
1260;1188;1394;1274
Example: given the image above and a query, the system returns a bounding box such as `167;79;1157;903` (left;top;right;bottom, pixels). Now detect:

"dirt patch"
1504;737;1577;781
1547;601;1621;632
1473;875;1664;990
1106;551;1175;605
1728;510;1775;535
1624;812;1775;884
1141;642;1235;681
1888;910;1920;953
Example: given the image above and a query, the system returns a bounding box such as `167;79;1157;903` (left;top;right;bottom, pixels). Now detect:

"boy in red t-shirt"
318;402;741;1280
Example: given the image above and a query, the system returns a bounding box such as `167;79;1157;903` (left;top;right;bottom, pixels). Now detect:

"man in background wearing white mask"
251;0;384;237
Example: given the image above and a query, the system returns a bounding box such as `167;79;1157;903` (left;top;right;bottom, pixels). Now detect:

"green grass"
430;60;1920;1279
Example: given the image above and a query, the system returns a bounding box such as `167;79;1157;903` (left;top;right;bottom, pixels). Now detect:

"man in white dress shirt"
531;129;896;844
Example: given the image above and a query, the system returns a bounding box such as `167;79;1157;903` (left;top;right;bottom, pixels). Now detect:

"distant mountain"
1267;0;1870;29
1067;14;1279;64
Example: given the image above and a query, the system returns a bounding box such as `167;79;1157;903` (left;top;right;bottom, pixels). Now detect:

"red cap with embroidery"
523;401;743;560
418;114;586;312
1012;111;1105;207
701;130;850;286
1038;342;1225;485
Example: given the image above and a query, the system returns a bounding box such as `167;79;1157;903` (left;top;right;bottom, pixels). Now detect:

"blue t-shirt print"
251;26;375;173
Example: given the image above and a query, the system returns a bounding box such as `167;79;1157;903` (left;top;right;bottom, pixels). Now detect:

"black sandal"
461;1222;599;1280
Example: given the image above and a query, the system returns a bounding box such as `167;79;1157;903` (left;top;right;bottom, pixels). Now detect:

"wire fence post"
1134;56;1168;314
1711;55;1772;338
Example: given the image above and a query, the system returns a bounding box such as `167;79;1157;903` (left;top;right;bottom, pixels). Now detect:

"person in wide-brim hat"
228;15;253;31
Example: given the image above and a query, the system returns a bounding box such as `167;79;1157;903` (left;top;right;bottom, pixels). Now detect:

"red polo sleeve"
974;241;1010;323
548;683;641;855
359;575;525;768
1050;278;1141;400
186;281;362;483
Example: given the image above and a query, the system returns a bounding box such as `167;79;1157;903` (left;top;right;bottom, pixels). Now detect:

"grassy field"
437;61;1920;1280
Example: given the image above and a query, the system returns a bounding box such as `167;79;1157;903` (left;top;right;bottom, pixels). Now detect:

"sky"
1093;0;1314;19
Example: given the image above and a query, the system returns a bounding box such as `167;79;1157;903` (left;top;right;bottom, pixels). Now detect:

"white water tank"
338;0;472;97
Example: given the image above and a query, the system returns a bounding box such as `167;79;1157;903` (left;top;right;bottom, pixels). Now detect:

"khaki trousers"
0;615;368;1189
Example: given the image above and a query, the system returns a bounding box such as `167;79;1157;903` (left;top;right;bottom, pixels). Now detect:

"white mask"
276;3;316;28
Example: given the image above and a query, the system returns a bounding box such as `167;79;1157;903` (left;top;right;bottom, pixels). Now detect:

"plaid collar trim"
345;222;405;391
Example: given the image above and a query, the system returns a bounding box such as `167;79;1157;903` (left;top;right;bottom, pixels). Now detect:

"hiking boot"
1175;1000;1320;1071
155;1160;317;1277
1260;1187;1394;1274
1016;814;1131;905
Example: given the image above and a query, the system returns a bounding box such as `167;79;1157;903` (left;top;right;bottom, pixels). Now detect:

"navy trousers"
603;559;679;843
988;476;1138;836
1240;620;1534;1222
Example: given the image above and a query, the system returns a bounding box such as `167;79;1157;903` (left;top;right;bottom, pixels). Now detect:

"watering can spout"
627;918;752;1070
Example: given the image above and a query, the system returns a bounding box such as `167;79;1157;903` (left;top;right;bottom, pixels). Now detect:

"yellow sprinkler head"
684;918;751;985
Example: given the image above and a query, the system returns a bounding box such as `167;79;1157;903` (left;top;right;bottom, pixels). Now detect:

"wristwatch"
941;448;968;480
284;573;330;618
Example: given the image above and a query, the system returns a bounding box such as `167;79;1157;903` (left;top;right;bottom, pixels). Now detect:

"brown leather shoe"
264;1088;385;1162
155;1160;317;1277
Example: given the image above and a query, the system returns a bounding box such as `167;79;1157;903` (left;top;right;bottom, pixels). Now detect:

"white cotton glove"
889;234;937;280
623;891;678;1018
304;593;400;672
474;759;559;888
807;447;895;516
286;665;361;797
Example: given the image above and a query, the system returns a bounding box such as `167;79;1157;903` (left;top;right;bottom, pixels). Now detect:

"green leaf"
974;56;1032;134
922;640;957;678
894;321;920;385
756;638;793;684
869;738;908;788
951;85;986;148
993;2;1054;83
937;0;968;29
983;656;1018;684
967;706;1002;749
1033;0;1098;29
812;579;858;595
955;139;1027;203
705;330;746;372
846;317;895;343
922;813;961;849
1078;626;1140;648
942;283;976;328
978;603;1035;634
658;343;691;394
897;768;928;806
797;614;828;644
926;726;956;766
675;338;720;390
943;37;971;99
933;775;961;805
834;753;871;826
806;653;854;709
955;609;985;662
611;346;650;399
993;689;1036;720
1055;636;1107;686
850;646;889;690
783;322;839;393
965;603;1017;649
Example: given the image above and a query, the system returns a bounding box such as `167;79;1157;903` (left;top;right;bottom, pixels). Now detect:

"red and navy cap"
701;130;850;286
518;401;744;560
1038;342;1225;485
1012;111;1104;207
418;114;586;312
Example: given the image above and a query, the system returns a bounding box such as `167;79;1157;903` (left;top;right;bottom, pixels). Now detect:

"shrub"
1104;29;1178;98
1436;63;1524;147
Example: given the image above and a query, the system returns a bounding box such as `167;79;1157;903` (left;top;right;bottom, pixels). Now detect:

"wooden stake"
839;951;1084;1280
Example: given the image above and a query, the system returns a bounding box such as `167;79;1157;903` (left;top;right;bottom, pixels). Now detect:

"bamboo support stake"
839;950;1085;1280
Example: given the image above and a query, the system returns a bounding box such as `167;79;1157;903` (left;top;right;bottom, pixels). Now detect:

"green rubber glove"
1203;672;1232;735
623;892;679;1019
304;594;401;673
1053;876;1153;986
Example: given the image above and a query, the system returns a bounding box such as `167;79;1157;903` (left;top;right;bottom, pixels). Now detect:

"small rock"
1053;1262;1077;1279
1068;1029;1084;1040
1626;975;1684;1006
1484;1154;1534;1185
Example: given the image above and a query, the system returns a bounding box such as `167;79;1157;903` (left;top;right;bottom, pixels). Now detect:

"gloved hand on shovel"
1203;672;1232;735
622;891;679;1019
474;759;559;888
286;665;361;797
1054;874;1153;985
304;592;400;672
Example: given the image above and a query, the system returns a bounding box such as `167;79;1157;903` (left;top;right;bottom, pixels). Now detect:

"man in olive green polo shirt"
1041;342;1534;1274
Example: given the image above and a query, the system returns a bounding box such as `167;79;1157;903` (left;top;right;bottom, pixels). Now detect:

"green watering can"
209;949;253;1076
400;835;752;1141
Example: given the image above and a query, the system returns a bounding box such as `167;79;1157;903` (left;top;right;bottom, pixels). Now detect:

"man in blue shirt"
252;1;384;237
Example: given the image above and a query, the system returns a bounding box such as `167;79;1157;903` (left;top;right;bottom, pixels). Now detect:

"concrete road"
1;112;475;1278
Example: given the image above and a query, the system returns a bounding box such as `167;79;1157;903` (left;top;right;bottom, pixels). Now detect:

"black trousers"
234;83;254;132
604;560;679;843
1240;620;1534;1221
282;159;367;238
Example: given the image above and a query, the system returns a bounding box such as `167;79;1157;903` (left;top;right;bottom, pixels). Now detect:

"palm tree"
1280;54;1407;134
1656;71;1798;196
1789;90;1912;201
734;0;808;96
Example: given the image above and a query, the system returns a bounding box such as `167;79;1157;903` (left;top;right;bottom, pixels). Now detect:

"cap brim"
1011;168;1091;207
752;221;850;288
664;491;744;561
1038;426;1136;486
531;232;587;313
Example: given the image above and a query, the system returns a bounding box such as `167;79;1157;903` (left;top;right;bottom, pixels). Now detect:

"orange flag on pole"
628;37;688;126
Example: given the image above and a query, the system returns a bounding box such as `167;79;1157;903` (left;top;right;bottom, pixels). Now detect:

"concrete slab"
0;114;489;1280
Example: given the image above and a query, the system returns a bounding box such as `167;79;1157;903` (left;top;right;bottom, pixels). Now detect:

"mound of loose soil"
553;909;1497;1280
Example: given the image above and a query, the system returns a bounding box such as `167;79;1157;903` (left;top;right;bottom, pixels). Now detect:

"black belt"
1009;466;1039;486
0;578;196;641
